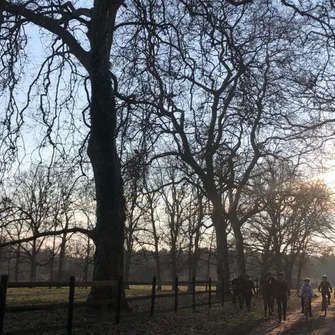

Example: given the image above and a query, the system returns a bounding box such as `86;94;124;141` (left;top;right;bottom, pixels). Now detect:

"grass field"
3;286;305;334
4;289;270;335
4;284;224;334
5;284;210;306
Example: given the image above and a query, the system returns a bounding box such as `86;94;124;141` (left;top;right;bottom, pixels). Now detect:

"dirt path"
249;297;335;335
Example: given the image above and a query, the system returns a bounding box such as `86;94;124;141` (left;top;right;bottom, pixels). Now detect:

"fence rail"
0;275;225;335
6;279;217;288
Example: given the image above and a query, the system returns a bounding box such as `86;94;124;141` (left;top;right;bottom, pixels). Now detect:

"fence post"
208;277;212;308
150;276;156;316
116;276;123;325
0;275;8;335
192;277;196;312
174;276;178;313
221;277;224;307
67;276;75;335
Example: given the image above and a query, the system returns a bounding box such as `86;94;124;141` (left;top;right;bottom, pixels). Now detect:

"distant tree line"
0;158;333;292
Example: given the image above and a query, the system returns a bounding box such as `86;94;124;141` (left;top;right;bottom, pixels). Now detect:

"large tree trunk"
87;15;125;304
207;191;231;296
273;232;282;272
213;208;230;296
87;102;125;305
260;237;271;279
284;253;297;287
231;220;246;277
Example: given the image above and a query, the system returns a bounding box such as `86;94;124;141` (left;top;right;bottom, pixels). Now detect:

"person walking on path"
275;272;290;322
243;274;256;311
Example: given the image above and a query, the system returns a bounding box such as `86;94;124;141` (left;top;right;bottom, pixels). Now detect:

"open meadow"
5;285;208;306
2;284;308;335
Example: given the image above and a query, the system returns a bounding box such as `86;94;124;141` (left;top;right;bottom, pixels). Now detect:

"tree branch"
226;0;252;4
2;0;90;71
0;227;95;248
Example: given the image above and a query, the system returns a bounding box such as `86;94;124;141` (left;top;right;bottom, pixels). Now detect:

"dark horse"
231;276;245;309
260;274;277;317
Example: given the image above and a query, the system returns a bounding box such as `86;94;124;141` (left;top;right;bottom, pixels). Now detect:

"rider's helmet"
304;278;310;282
322;275;327;279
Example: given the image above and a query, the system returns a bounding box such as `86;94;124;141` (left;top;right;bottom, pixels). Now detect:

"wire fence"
0;274;228;335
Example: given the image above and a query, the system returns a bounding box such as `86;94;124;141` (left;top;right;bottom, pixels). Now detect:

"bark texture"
87;0;126;305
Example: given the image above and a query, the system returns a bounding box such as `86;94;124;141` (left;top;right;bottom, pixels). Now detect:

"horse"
231;276;245;310
260;275;277;317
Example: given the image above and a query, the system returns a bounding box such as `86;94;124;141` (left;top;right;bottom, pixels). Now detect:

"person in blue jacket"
298;278;315;317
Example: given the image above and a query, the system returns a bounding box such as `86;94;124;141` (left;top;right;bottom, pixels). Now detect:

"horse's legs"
268;297;273;316
238;294;242;309
240;294;244;309
263;297;267;317
271;297;275;314
233;293;237;309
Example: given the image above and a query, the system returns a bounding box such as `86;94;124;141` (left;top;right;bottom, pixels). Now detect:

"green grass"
4;289;305;335
6;287;88;305
6;285;211;306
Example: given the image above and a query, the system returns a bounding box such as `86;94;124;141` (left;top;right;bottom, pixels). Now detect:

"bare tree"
123;150;147;288
142;180;164;290
246;160;333;285
158;167;190;289
0;0;128;304
75;179;96;282
0;165;56;282
2;0;335;308
53;170;84;282
115;0;320;289
184;188;207;290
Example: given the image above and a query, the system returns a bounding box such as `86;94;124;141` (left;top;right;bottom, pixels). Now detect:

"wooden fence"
0;275;227;335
